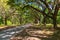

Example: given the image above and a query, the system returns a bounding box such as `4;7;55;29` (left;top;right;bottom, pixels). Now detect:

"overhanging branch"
36;0;53;15
23;5;53;19
40;0;51;10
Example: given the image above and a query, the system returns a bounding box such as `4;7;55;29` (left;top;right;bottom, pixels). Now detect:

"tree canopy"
0;0;60;29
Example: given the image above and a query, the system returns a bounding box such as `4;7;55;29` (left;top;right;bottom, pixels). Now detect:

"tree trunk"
19;17;22;24
5;17;7;25
53;17;57;29
43;15;46;26
53;4;59;29
34;18;40;24
34;19;38;24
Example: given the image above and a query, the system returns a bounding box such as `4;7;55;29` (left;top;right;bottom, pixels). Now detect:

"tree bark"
34;18;40;24
43;15;46;26
5;17;7;25
53;4;59;29
53;17;57;29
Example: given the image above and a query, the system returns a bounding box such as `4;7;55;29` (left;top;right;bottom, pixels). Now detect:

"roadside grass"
0;23;60;29
0;20;21;29
33;24;60;29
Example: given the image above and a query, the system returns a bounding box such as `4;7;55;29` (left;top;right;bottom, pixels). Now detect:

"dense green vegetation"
0;0;60;29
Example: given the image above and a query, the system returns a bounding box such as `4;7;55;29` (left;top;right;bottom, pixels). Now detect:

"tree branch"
37;0;53;15
23;5;53;19
40;0;51;10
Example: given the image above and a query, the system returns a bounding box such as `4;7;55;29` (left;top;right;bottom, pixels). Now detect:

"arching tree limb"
23;5;53;19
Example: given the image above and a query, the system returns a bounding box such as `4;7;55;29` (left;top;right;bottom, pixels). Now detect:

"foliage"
0;0;60;29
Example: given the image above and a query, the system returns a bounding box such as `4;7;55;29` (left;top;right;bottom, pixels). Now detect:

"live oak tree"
0;0;19;25
24;0;60;29
7;0;60;29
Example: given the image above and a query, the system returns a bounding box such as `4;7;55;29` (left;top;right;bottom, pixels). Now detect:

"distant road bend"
0;24;33;40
